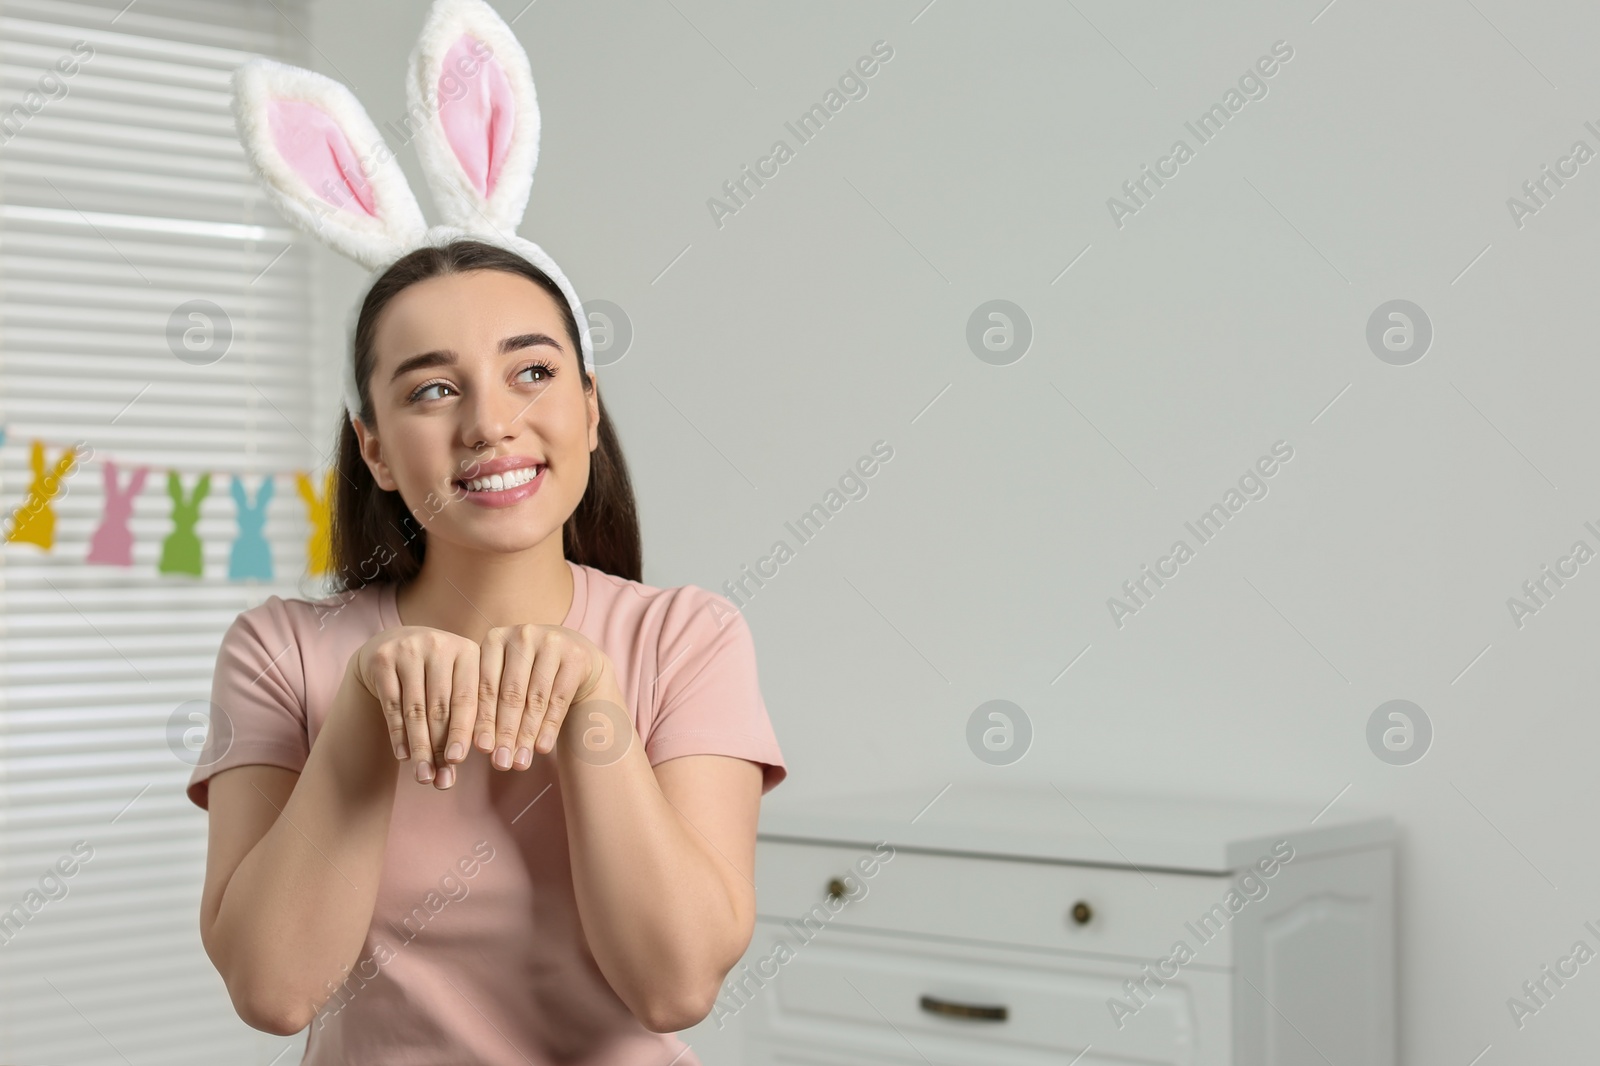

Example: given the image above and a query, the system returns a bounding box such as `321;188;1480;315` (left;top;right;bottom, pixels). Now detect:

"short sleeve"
644;587;787;795
185;600;312;811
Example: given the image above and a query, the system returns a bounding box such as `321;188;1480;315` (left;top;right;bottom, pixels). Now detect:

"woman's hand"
352;625;479;789
457;624;614;773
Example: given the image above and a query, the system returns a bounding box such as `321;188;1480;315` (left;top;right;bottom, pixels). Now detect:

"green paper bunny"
159;471;211;577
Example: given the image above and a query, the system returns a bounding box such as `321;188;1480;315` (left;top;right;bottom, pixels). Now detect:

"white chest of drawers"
698;782;1395;1066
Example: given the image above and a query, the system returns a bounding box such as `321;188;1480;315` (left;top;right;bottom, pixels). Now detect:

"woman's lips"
456;465;545;508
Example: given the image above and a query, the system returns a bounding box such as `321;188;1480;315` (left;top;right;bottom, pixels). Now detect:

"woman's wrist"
556;662;632;766
575;656;623;707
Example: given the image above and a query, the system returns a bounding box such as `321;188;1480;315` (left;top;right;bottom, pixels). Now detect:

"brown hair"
327;239;641;589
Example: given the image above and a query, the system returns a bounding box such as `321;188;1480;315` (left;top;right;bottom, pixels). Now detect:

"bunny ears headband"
232;0;594;419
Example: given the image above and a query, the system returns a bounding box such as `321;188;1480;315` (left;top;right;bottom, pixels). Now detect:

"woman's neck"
392;537;574;640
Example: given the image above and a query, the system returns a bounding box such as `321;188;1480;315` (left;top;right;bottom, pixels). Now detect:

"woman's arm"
199;657;399;1035
555;664;764;1033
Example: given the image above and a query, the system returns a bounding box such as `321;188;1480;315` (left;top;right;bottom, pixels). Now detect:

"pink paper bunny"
87;459;150;567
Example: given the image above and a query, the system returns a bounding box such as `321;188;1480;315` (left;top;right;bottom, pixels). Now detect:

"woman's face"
353;268;598;557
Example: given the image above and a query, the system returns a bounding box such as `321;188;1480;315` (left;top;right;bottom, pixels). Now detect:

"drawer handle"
919;994;1008;1022
1070;900;1093;925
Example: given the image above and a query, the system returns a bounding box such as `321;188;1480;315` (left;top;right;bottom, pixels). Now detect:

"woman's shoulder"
576;563;745;636
224;582;390;648
212;584;390;707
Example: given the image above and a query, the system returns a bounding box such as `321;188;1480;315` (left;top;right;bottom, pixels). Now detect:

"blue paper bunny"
228;475;275;581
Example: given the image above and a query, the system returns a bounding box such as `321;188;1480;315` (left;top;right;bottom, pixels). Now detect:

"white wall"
309;1;1600;1061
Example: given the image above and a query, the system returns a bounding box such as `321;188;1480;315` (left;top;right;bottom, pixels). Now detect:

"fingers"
423;640;455;789
397;649;433;784
357;627;499;791
471;626;609;773
513;645;565;767
370;651;411;765
475;632;505;756
439;644;479;789
490;629;536;771
533;650;584;757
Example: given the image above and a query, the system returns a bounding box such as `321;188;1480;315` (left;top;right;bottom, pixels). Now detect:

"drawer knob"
1070;900;1093;925
919;994;1007;1022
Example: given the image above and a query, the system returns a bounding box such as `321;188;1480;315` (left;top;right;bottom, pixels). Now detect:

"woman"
186;239;787;1064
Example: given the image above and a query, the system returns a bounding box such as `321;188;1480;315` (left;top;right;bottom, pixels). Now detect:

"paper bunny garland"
231;0;594;418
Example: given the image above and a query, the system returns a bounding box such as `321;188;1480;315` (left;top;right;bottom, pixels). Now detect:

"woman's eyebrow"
391;349;455;382
390;333;564;383
501;332;563;354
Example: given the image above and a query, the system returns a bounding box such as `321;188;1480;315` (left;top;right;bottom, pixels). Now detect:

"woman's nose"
461;382;521;445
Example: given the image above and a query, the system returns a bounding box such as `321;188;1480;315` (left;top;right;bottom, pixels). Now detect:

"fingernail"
395;742;408;760
417;761;434;783
514;746;531;769
493;746;512;770
445;741;464;762
477;731;494;751
436;765;455;789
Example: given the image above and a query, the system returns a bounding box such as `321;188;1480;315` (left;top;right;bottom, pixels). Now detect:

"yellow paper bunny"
6;440;80;550
296;469;333;576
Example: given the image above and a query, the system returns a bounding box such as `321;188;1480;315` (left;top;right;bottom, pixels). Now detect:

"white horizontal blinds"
1;0;321;1062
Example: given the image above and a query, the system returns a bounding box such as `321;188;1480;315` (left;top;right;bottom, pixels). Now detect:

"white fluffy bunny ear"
407;0;540;233
233;58;428;270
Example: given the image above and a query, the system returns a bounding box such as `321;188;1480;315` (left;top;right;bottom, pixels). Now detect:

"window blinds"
1;0;321;1061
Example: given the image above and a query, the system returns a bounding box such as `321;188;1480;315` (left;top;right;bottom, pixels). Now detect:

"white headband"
230;0;593;419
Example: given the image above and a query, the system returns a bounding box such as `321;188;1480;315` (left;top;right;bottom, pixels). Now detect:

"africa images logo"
1105;39;1295;228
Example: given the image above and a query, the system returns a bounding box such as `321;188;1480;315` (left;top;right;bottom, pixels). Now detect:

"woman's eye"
518;362;555;384
411;381;454;402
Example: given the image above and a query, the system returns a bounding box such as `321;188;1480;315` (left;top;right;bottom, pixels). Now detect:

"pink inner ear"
267;98;377;217
438;34;515;198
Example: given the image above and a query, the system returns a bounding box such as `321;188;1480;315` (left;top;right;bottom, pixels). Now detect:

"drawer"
732;923;1233;1066
755;839;1239;966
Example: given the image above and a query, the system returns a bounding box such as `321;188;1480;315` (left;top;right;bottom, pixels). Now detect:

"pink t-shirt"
187;559;787;1064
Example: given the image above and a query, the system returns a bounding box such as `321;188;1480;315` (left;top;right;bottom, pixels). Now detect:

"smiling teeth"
463;466;540;492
